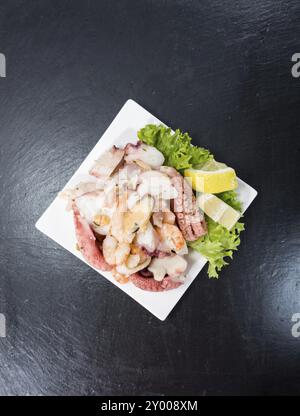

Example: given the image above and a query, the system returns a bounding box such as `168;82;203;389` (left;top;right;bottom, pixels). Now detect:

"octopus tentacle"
72;204;112;271
129;273;182;292
170;172;207;241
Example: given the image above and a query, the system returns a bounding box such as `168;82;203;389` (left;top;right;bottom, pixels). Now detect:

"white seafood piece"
137;171;178;199
110;196;153;243
110;211;123;241
156;223;188;255
115;163;141;191
153;196;170;213
159;165;178;178
102;235;118;265
165;274;186;284
127;191;141;210
116;256;151;277
115;242;131;265
125;143;164;168
152;212;163;228
123;195;154;236
152;210;175;228
89;146;124;179
148;255;187;282
134;159;151;170
102;235;130;266
60;179;103;211
110;210;133;243
156;239;170;253
175;244;189;256
73;173;108;190
75;190;116;235
104;183;118;210
75;191;106;224
60;182;96;200
163;211;176;225
135;222;159;253
126;254;140;269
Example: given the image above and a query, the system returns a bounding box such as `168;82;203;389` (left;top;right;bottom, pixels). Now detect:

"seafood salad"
62;142;206;291
62;123;246;289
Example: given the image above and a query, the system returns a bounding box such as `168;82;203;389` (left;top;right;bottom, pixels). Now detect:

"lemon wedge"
197;193;240;230
184;160;237;194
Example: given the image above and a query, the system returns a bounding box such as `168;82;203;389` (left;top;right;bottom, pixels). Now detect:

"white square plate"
36;99;257;320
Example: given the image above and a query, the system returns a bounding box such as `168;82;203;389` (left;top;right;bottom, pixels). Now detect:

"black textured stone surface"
0;0;299;395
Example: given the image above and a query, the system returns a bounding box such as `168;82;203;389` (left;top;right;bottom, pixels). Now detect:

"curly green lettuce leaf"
139;123;244;279
217;190;242;212
188;218;245;278
138;124;212;171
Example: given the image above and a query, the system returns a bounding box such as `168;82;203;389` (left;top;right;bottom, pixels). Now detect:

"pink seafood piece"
161;276;183;290
129;273;182;292
152;212;164;227
170;173;207;241
139;268;154;277
89;146;124;179
72;205;112;271
160;166;178;177
124;141;141;154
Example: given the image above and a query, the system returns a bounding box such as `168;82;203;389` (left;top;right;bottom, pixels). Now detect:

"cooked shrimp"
116;256;151;276
110;196;154;244
126;254;140;269
102;235;130;266
123;195;154;237
134;222;159;253
110;210;129;242
162;211;176;225
115;242;131;265
102;235;118;265
156;223;188;254
152;212;163;228
111;269;130;284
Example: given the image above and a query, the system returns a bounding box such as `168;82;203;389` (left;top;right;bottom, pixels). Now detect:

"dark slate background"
0;0;299;396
